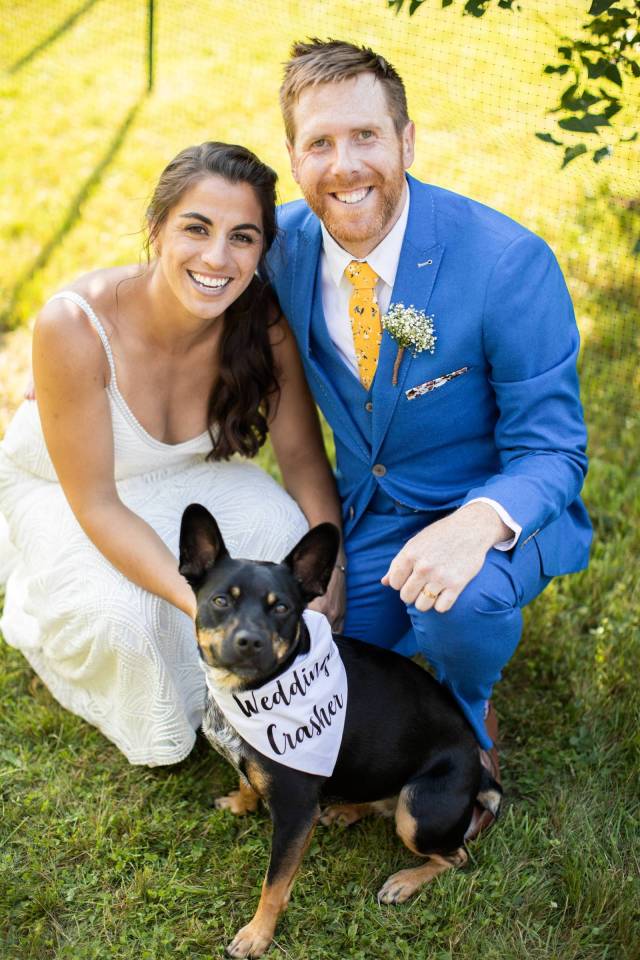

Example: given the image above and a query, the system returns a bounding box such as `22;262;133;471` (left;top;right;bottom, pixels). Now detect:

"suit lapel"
293;219;370;461
372;179;445;458
291;217;321;358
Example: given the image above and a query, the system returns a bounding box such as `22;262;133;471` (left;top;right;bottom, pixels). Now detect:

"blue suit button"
372;464;386;477
365;401;373;412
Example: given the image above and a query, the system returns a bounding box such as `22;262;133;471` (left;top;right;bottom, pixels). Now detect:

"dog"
179;503;502;958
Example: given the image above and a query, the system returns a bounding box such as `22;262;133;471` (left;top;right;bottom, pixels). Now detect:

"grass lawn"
1;1;639;957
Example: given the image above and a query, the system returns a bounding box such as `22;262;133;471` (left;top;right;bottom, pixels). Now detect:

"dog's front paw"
377;866;425;904
378;851;465;905
226;921;273;958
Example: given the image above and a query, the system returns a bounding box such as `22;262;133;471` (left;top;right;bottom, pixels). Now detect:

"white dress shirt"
318;183;521;551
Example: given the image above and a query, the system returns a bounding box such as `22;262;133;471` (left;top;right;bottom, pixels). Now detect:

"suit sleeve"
461;232;588;541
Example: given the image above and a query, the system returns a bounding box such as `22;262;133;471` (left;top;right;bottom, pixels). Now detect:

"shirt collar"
320;180;410;289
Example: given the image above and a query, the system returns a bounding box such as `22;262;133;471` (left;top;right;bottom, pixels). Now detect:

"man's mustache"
319;179;379;194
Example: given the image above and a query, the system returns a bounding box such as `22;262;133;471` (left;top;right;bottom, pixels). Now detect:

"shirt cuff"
465;497;522;551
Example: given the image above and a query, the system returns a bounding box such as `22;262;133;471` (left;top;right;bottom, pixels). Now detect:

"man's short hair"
280;38;410;143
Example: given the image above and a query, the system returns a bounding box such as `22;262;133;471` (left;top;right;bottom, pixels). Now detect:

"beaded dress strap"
47;291;117;383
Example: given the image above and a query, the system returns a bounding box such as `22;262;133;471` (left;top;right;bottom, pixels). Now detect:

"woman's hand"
308;564;346;632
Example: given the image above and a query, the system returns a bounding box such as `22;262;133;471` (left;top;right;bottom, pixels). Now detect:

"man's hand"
381;502;512;613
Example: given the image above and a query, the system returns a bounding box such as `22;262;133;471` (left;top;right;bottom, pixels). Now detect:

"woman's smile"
187;270;233;294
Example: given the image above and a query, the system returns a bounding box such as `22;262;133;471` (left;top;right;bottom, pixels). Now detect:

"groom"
266;39;591;830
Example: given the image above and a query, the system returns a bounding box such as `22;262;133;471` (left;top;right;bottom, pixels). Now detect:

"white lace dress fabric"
0;291;308;766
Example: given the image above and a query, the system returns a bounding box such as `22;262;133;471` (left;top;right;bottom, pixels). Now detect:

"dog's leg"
377;848;467;904
377;777;470;904
320;796;397;826
227;801;319;958
215;778;260;816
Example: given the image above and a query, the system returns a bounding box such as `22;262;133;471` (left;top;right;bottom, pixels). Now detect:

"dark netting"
1;0;638;417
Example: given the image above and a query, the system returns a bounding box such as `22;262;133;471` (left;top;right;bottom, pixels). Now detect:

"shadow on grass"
0;99;142;332
7;0;103;75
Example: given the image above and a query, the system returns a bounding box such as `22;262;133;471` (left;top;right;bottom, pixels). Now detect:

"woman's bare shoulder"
65;264;145;322
69;263;143;298
35;265;144;348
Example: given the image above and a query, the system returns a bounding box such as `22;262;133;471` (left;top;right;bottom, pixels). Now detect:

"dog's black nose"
233;631;265;656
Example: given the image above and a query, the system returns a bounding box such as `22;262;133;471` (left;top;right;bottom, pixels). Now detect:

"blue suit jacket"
266;175;592;577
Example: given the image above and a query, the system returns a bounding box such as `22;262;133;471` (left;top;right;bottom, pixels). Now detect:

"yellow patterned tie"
345;260;381;390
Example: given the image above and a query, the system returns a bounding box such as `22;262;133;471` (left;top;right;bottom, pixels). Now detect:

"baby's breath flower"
381;303;437;384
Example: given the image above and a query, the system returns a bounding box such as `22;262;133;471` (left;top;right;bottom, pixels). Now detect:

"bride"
0;141;344;766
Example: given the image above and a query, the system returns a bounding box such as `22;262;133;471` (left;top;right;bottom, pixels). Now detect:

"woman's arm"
32;300;196;619
268;317;345;628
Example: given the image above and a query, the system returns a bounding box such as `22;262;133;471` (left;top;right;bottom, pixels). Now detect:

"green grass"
1;0;639;957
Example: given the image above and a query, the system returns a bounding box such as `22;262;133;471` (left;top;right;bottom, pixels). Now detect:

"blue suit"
267;174;591;747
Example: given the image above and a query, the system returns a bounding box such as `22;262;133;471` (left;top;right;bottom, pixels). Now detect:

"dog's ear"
179;504;228;588
283;523;340;602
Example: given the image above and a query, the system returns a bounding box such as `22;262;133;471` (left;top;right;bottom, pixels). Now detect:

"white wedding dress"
0;291;308;765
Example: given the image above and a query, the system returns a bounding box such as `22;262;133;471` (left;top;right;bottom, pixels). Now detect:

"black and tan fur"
179;504;502;958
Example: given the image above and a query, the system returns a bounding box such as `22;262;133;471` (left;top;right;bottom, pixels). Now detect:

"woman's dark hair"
146;141;281;461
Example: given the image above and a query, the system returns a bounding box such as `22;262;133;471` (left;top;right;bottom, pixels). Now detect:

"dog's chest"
202;696;245;773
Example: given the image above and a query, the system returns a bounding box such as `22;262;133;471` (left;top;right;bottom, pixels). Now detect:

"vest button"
372;464;386;477
365;401;373;412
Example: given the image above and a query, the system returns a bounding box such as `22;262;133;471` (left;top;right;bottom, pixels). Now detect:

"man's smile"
331;186;373;205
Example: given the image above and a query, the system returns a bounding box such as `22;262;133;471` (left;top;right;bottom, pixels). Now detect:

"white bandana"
201;610;348;776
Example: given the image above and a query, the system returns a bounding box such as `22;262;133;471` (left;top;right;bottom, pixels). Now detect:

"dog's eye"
274;602;289;615
211;595;229;608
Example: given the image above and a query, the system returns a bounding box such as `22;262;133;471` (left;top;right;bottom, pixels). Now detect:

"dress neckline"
48;290;211;451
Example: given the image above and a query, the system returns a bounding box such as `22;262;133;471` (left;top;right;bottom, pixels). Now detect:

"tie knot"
345;260;379;290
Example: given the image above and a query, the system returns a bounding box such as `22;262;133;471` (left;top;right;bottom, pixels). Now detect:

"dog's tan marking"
378;848;468;904
230;585;241;599
272;633;288;661
320;796;397;827
215;777;260;816
227;820;318;958
266;591;277;606
196;626;225;665
245;761;271;799
395;787;421;855
202;663;244;691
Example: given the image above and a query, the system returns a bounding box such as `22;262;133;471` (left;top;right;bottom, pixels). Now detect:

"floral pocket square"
405;366;470;400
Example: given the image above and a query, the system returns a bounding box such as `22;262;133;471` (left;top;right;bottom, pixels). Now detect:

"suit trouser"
342;491;552;750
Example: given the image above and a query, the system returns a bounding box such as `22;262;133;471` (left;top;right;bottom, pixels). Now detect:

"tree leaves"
562;144;589;167
558;113;611;133
593;145;613;161
390;0;638;170
536;132;564;145
589;0;619;15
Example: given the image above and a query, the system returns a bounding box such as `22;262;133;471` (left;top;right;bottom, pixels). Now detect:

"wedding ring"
422;587;439;600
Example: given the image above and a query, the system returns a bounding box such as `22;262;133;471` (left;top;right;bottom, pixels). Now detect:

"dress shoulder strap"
47;291;116;382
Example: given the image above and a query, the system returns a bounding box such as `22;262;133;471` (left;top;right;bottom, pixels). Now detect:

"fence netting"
1;0;638;417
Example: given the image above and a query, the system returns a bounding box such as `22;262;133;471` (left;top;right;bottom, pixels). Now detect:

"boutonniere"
381;303;437;385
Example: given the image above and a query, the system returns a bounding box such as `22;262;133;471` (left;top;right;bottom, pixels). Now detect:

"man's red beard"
303;168;405;248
